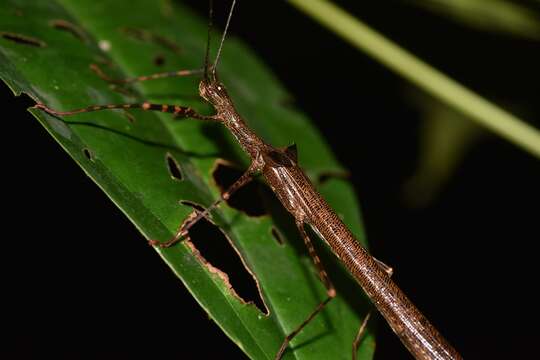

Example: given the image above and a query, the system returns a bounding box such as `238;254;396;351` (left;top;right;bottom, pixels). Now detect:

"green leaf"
0;1;372;359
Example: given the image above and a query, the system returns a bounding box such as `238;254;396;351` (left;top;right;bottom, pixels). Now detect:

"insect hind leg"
275;221;336;360
150;161;259;248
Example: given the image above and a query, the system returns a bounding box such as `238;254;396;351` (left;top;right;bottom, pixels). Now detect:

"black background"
2;1;540;359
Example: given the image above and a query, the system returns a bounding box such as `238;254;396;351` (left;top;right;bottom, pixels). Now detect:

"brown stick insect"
34;1;462;359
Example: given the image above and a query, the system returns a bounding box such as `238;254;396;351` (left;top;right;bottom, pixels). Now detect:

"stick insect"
35;1;462;359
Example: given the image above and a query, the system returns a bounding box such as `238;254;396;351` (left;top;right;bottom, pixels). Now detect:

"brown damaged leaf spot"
181;203;269;315
212;159;268;217
123;110;136;123
49;19;88;43
0;32;46;47
119;27;182;54
110;85;138;99
166;152;183;181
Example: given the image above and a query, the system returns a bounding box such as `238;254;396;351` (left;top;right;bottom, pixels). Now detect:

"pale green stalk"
288;0;540;158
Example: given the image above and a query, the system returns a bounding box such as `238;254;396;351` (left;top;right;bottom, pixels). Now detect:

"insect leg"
34;102;216;121
151;161;261;248
90;63;203;84
352;258;394;360
275;221;336;360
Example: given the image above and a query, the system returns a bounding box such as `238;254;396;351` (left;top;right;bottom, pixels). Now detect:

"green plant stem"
288;0;540;159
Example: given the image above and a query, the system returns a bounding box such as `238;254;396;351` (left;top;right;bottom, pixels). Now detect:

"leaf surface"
0;1;372;359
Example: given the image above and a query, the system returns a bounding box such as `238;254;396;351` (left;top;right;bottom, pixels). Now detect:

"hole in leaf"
154;54;166;66
212;161;268;217
179;200;206;213
82;148;93;161
123;110;136;123
108;85;137;99
166;153;183;181
271;226;285;246
0;32;46;47
184;206;268;314
49;19;87;42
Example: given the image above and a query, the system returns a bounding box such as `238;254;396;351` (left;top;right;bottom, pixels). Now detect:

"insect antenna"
211;0;237;79
203;0;214;82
